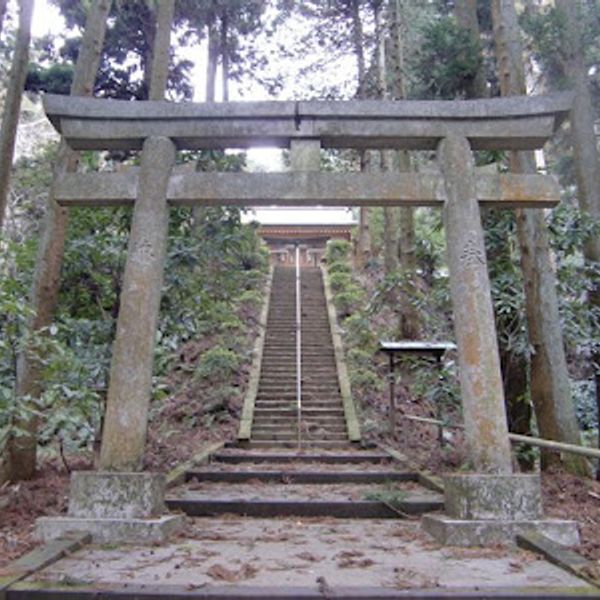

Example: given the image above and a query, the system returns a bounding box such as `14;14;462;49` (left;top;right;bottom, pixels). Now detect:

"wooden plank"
8;582;600;599
53;172;559;209
185;470;419;484
164;497;443;518
211;451;393;464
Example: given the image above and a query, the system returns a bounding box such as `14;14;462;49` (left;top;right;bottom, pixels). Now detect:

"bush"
328;271;353;293
327;261;352;276
343;314;376;349
334;285;365;317
195;346;240;383
325;239;352;264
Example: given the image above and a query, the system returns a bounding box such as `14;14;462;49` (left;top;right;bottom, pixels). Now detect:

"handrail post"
296;245;302;448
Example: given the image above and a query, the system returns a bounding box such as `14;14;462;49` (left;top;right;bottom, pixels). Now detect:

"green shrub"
343;314;376;349
349;368;382;392
327;261;352;276
238;289;265;309
334;285;365;316
195;346;240;382
325;239;352;264
328;271;352;293
347;347;375;370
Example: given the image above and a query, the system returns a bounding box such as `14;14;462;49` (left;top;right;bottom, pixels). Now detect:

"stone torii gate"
38;92;578;545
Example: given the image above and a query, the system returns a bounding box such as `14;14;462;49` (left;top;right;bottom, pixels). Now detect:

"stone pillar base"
36;515;183;544
422;515;580;547
421;473;579;547
35;471;183;544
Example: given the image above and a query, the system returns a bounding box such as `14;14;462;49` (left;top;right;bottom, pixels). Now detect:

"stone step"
212;451;392;464
185;470;419;485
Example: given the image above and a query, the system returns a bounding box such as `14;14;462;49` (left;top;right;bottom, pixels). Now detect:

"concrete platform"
36;515;184;544
422;515;580;547
20;518;596;594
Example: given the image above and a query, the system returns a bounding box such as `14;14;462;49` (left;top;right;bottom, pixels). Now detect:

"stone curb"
378;444;445;494
238;267;273;441
0;532;90;598
517;532;600;589
321;265;361;442
165;440;225;488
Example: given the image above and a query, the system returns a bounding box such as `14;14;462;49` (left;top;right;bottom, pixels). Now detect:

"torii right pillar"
422;135;579;547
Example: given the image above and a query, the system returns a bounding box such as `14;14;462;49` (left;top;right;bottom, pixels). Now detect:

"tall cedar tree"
555;0;600;480
0;0;34;232
387;0;420;338
491;0;589;476
0;0;7;38
1;0;112;484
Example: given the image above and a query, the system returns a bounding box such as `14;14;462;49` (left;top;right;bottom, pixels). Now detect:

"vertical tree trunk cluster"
350;0;371;270
491;0;589;476
0;0;35;233
555;0;600;480
1;0;112;484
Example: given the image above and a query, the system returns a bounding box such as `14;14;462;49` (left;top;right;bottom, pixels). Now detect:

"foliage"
194;346;240;383
0;136;268;457
324;239;352;264
410;16;483;99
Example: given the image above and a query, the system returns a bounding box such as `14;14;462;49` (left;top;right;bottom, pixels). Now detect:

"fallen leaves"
206;562;259;582
335;549;375;569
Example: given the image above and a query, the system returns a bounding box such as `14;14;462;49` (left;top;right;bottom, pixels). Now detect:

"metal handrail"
295;246;302;448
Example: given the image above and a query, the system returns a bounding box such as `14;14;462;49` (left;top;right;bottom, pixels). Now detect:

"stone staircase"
250;265;349;447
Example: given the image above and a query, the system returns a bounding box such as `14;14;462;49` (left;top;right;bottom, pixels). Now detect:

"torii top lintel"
43;92;573;153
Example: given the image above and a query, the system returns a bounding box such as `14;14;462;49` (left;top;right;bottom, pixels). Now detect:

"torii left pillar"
37;137;184;543
100;136;174;471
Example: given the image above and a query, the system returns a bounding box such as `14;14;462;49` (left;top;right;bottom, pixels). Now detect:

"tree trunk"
206;10;219;103
221;9;229;102
373;0;399;278
192;7;219;229
0;0;8;37
0;0;34;233
491;0;589;476
454;0;487;98
1;0;112;485
387;0;419;337
555;0;600;480
349;0;370;268
148;0;175;101
141;10;157;100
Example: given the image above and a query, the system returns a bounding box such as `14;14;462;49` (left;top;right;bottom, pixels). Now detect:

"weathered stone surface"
53;171;559;209
43;92;573;152
422;515;580;547
68;472;166;519
99;136;175;472
322;266;360;442
290;139;321;171
444;474;542;520
439;135;513;474
36;515;183;544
